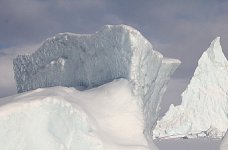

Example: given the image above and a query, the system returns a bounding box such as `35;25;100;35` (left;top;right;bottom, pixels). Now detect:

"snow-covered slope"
220;130;228;150
153;37;228;139
13;25;180;137
0;79;158;150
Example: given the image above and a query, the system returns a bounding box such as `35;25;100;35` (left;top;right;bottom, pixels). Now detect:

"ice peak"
153;37;228;139
102;24;137;31
206;37;227;63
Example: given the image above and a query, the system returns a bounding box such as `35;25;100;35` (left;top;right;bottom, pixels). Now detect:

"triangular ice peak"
153;37;228;139
195;37;227;75
204;37;227;63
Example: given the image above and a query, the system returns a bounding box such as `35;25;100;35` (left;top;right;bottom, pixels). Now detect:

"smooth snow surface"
13;25;180;137
154;37;228;139
220;130;228;150
0;79;158;150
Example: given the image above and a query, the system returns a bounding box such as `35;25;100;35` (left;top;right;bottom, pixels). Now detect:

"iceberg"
0;79;158;150
13;25;180;138
153;37;228;139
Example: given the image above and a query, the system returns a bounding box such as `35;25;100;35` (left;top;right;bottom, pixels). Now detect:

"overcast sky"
0;0;227;149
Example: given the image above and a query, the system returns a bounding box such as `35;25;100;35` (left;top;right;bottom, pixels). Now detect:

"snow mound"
220;130;228;150
153;37;228;139
13;25;180;137
0;79;158;150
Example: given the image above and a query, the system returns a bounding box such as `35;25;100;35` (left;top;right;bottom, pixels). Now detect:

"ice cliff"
153;37;228;139
13;25;180;138
0;79;158;150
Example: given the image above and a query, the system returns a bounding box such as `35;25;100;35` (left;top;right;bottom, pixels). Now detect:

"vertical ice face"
143;58;180;138
154;37;228;139
13;25;180;139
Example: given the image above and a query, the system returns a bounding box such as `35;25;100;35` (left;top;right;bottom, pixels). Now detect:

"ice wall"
13;25;180;137
154;37;228;139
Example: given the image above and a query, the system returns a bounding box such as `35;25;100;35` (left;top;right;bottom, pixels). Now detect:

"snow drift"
153;37;228;139
0;79;158;150
13;25;180;136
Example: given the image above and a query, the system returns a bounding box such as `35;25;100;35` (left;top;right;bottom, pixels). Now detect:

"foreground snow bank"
0;79;158;150
0;80;157;150
220;131;228;150
13;25;180;137
154;37;228;139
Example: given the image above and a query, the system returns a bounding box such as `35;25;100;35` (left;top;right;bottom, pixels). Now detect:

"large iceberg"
13;25;180;137
153;37;228;139
0;79;158;150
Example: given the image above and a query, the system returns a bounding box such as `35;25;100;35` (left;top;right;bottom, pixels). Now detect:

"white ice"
0;79;158;150
153;37;228;139
13;25;180;138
